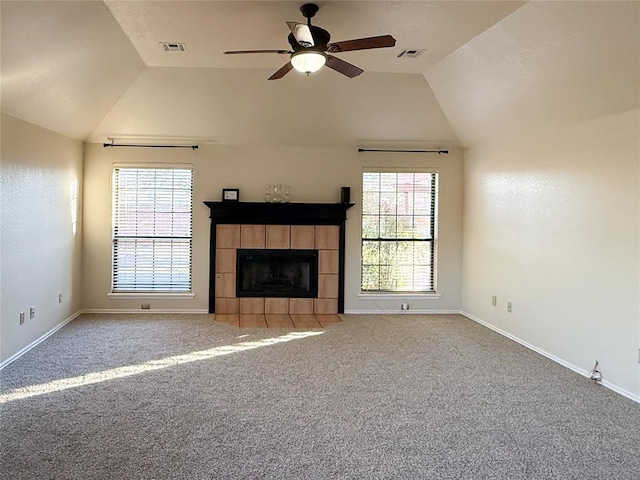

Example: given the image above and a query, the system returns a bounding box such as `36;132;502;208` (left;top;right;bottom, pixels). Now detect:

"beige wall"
461;109;640;397
82;143;463;313
425;0;640;399
0;114;84;363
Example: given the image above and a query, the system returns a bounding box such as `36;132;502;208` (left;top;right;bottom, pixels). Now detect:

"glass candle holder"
265;184;272;203
273;184;282;203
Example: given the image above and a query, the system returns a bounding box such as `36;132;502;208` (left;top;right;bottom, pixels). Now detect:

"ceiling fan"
224;3;396;80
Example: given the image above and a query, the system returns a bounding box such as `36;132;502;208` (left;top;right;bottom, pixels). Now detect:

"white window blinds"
112;167;193;292
361;171;438;293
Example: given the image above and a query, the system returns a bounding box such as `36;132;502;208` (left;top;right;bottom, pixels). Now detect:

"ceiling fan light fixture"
225;3;395;80
291;51;326;74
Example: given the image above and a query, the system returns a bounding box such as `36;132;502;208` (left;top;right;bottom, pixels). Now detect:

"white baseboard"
0;310;83;370
82;309;210;314
344;309;461;315
460;311;640;405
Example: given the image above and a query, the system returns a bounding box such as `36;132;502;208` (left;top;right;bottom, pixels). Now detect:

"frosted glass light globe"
291;51;326;74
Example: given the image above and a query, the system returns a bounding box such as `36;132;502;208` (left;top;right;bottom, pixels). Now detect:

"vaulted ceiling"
1;1;638;148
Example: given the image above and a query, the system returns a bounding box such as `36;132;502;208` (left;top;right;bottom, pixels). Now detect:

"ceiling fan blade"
286;22;314;47
325;55;363;78
224;49;291;55
268;62;294;80
326;35;396;53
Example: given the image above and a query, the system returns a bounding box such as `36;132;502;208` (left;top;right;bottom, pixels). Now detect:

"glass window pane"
380;192;396;214
414;194;432;215
379;216;397;238
362;215;379;238
173;171;193;189
396;190;411;215
414;173;433;192
136;169;156;185
413;216;432;239
363;172;380;192
155;169;174;187
396;241;414;265
396;216;413;238
362;241;380;266
362;192;379;215
379;265;396;290
414;242;432;265
362;265;380;290
395;265;415;291
380;173;396;192
172;190;192;212
379;241;397;265
414;266;433;291
397;173;414;192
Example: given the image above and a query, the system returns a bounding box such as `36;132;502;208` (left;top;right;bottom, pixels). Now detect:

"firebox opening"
236;249;318;298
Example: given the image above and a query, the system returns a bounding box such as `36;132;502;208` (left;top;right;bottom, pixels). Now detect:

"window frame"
110;164;194;295
360;168;439;295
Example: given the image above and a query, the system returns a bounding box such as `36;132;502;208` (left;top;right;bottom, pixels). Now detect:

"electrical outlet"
30;307;35;319
401;303;409;311
491;295;497;307
507;302;512;313
141;304;151;310
58;293;63;304
19;312;25;325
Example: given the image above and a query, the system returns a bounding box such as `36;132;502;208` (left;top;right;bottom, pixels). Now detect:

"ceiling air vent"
160;42;187;52
397;49;426;59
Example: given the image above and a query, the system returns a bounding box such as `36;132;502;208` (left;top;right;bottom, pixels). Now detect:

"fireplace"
204;201;353;314
236;249;318;298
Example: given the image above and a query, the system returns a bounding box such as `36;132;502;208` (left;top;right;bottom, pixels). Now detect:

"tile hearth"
215;313;342;329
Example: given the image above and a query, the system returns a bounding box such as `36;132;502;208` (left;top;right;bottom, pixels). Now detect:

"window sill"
358;293;441;300
108;292;195;299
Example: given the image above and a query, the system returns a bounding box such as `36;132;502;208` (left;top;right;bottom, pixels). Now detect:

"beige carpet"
1;313;639;479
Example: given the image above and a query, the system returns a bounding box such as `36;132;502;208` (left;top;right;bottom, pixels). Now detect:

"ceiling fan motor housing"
300;3;319;20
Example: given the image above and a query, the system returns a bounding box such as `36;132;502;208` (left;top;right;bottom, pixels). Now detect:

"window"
112;166;193;292
361;170;438;293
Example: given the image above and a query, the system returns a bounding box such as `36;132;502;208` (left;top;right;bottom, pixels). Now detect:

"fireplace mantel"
204;201;354;225
204;201;354;314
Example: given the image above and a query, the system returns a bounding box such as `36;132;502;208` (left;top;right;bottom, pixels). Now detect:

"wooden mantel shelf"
204;201;354;225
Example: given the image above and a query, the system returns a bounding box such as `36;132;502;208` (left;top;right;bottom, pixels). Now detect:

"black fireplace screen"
236;249;318;298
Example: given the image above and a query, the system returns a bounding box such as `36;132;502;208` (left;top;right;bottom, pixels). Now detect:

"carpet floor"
1;313;639;479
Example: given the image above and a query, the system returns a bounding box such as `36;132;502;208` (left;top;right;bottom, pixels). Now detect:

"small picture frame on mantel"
222;188;239;202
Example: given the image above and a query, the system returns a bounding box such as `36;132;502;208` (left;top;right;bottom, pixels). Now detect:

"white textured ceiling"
103;0;525;73
2;1;638;148
426;0;640;148
1;0;525;145
0;0;144;140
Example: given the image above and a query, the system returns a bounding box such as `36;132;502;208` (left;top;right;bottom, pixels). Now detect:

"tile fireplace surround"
204;202;354;315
